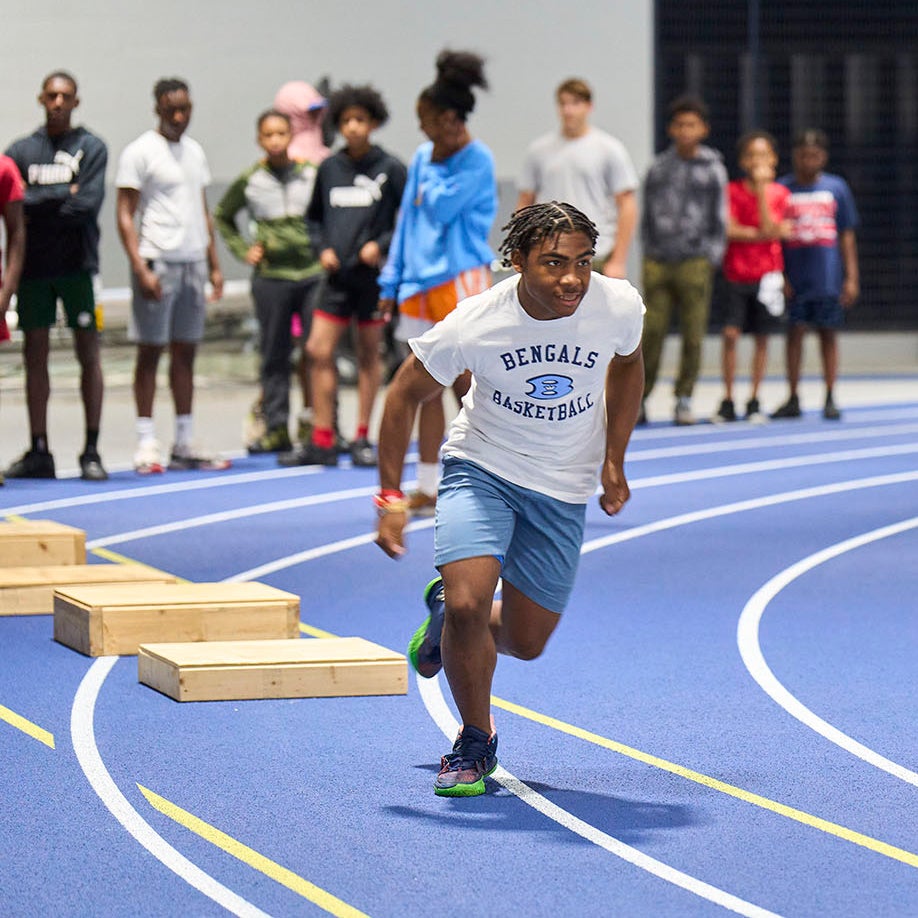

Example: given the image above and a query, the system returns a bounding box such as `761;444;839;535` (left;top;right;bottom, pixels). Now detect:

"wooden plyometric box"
53;581;300;657
0;564;180;616
138;637;408;701
0;520;86;567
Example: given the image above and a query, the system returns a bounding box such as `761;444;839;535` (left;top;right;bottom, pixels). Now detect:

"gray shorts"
130;259;207;345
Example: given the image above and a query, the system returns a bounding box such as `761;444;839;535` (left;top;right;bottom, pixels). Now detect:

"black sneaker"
247;425;292;454
771;395;802;419
334;426;350;455
349;437;377;467
712;399;737;423
823;396;842;420
79;449;109;481
435;725;499;797
745;398;767;424
277;442;338;467
5;449;56;479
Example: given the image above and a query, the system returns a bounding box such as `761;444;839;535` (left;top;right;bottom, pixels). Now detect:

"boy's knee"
503;635;548;661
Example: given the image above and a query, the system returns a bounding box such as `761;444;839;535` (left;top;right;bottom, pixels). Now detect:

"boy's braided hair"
498;201;598;267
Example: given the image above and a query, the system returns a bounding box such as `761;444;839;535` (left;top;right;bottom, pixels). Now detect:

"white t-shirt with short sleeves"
116;130;211;261
409;272;645;503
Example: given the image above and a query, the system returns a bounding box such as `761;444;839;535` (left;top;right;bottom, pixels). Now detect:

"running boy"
714;131;790;423
280;84;406;467
374;202;645;796
771;129;859;421
215;109;322;454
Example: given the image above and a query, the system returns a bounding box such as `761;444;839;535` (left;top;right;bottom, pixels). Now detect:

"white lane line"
630;405;918;441
81;443;918;552
223;518;435;582
417;674;779;918
87;486;377;549
628;443;918;491
1;466;326;516
0;451;420;518
71;657;273;918
737;517;918;788
629;423;918;461
582;470;918;556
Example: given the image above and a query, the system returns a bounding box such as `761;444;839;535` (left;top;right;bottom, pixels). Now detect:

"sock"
136;417;155;445
84;429;99;454
417;461;440;497
312;426;334;449
175;414;193;450
355;424;369;441
32;434;49;454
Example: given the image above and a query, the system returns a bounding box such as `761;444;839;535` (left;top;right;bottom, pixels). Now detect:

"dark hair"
154;77;190;102
499;202;599;267
42;70;78;94
556;78;592;103
418;49;488;122
327;84;389;128
668;94;709;123
256;108;291;130
737;129;778;157
793;127;829;151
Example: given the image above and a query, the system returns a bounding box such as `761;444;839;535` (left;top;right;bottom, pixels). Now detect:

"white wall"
2;0;653;287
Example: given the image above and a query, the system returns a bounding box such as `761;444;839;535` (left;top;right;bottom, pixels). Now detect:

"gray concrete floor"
1;325;916;478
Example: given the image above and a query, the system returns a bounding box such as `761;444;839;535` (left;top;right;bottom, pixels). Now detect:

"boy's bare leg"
440;557;560;736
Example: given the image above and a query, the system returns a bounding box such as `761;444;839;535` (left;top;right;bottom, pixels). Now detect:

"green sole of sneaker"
434;762;498;797
406;615;431;675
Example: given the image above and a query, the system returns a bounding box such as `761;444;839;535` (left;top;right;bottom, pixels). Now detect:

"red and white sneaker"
133;440;164;475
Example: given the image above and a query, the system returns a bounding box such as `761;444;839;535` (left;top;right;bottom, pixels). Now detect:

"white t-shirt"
519;129;639;259
116;130;211;261
409;273;645;503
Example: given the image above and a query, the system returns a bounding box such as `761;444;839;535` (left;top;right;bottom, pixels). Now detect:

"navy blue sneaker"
435;724;499;797
407;577;445;678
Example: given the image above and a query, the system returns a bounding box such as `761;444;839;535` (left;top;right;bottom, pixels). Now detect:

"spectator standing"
772;129;860;421
5;71;108;480
517;78;638;279
116;77;227;473
640;95;727;425
713;131;790;423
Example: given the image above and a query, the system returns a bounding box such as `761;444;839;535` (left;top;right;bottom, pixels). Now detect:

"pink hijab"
273;81;330;164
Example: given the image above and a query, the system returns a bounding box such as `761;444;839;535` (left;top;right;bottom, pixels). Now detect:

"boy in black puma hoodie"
282;85;406;469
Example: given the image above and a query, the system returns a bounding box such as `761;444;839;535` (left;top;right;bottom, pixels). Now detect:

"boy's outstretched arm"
600;344;644;516
375;353;445;558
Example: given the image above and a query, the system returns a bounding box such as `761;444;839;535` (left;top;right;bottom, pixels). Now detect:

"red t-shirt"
723;179;790;283
0;155;24;342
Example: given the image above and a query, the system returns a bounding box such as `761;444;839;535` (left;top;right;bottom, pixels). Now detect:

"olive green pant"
641;257;713;400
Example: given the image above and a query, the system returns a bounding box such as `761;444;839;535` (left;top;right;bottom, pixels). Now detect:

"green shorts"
16;272;98;331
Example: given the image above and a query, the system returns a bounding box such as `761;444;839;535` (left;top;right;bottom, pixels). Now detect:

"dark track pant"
251;275;320;430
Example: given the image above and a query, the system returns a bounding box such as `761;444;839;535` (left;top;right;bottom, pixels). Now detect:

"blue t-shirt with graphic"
779;172;859;303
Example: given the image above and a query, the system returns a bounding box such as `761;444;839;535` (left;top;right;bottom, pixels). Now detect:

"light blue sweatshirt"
378;138;497;303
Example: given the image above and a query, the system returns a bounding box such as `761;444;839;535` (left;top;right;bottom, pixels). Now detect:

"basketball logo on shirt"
526;374;574;400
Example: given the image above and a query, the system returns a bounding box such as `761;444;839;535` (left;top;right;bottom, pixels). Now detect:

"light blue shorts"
434;457;586;614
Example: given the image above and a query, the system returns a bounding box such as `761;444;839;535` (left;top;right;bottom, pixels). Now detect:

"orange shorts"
398;265;492;325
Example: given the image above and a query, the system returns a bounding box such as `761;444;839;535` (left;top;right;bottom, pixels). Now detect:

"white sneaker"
674;399;696;426
134;440;164;474
168;442;231;472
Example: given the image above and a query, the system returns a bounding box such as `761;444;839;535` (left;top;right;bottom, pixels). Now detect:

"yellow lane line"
0;703;55;749
491;694;918;868
138;785;370;917
298;622;337;639
90;545;188;581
